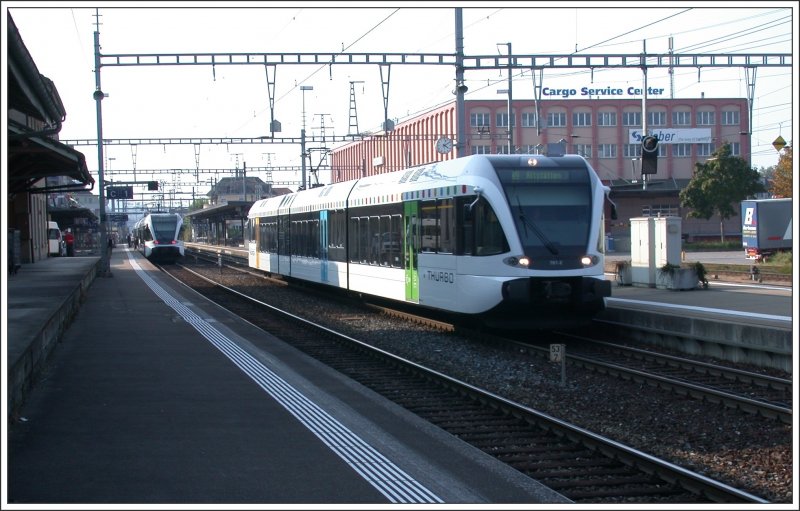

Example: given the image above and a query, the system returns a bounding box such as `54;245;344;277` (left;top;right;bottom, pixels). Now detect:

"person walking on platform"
64;229;75;256
107;236;113;256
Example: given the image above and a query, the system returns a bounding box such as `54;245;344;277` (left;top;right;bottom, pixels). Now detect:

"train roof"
133;211;182;227
249;155;488;218
248;154;597;218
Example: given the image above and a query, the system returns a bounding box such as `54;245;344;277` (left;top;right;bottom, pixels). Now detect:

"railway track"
179;251;792;422
159;261;769;504
491;332;793;425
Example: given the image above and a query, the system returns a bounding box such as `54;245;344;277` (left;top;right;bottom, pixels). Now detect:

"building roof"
8;124;95;194
207;176;268;196
6;12;65;125
6;11;94;194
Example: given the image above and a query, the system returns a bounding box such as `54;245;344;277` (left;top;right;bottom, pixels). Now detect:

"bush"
765;250;793;267
683;240;742;251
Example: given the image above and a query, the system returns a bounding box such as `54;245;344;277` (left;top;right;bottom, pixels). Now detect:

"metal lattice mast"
348;81;364;136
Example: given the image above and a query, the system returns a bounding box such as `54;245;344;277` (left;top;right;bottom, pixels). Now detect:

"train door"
319;210;328;282
404;201;419;303
248;217;258;268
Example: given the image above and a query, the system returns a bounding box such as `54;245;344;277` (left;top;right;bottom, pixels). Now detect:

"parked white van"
48;221;66;257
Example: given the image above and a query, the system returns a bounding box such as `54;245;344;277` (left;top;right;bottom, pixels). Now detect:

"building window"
623;143;641;158
574;144;592;158
729;142;741;156
697;143;716;157
648;111;666;126
597;111;617;126
470;113;490;127
496;145;511;154
673;144;692;157
722;110;740;125
496;112;516;128
522;144;539;153
672;111;691;126
472;145;490;154
598;144;617;158
572;112;592;127
642;204;679;217
622;111;641;127
547;112;566;127
521;112;538;127
696;111;715;125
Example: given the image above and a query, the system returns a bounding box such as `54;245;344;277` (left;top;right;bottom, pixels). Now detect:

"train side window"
389;214;403;268
328;210;345;262
349;217;360;263
365;216;375;265
302;219;310;257
438;198;455;254
457;196;474;255
474;198;509;256
271;220;278;252
420;200;437;253
290;220;297;256
297;220;304;257
278;216;290;256
311;219;320;259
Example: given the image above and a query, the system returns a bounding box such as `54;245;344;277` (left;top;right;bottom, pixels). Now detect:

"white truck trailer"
741;198;793;261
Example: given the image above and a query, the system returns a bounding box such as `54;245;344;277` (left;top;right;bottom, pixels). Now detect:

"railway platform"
5;247;564;504
599;251;794;372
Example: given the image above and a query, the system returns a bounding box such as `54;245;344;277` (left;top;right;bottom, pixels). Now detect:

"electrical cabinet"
630;216;682;287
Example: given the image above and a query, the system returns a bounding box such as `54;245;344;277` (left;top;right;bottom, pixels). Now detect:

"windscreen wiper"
516;196;559;255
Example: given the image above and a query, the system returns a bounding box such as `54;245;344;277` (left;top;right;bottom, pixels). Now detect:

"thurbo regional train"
246;154;614;329
133;212;185;262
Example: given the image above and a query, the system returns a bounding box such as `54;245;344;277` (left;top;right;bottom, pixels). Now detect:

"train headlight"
581;255;599;266
503;255;530;268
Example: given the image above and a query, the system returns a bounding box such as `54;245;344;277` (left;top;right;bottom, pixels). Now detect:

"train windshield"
151;216;179;243
496;166;592;257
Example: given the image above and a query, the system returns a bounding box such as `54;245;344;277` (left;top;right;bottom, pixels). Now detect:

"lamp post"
300;85;313;190
93;11;110;276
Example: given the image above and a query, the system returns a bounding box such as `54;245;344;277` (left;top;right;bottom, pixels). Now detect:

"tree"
758;165;775;190
679;142;766;242
771;145;793;198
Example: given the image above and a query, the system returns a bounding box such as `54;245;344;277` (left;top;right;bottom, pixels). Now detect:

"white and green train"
133;212;185;262
247;154;614;329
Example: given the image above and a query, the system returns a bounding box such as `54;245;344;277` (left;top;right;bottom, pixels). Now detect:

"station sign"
106;186;134;199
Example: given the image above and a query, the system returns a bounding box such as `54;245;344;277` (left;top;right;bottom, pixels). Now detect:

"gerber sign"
629;128;712;145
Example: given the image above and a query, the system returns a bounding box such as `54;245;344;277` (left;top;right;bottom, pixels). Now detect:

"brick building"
331;97;752;244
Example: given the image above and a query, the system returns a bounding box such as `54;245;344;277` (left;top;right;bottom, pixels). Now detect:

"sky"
4;1;797;199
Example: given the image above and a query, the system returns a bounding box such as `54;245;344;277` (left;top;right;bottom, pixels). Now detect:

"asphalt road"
607;250;767;266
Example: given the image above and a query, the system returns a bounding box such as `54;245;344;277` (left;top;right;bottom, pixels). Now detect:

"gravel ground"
197;266;794;503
